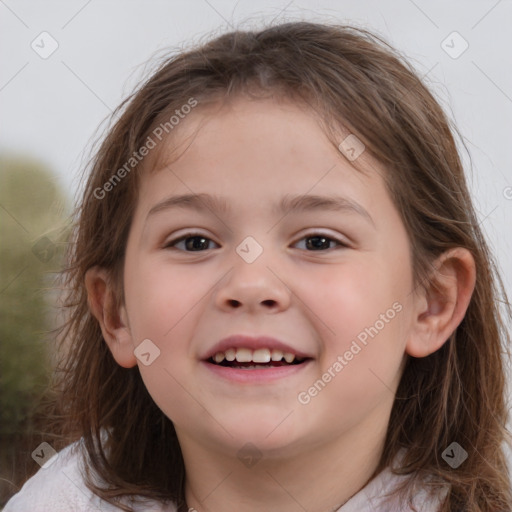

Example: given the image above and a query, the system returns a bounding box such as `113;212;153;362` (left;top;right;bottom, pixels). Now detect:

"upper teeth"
212;348;302;364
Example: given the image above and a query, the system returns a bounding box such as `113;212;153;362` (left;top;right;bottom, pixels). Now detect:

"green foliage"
0;155;70;435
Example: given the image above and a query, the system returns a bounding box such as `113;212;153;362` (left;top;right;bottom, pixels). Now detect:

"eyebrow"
146;192;374;226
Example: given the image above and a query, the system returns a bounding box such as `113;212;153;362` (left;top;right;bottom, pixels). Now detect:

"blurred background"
1;0;511;507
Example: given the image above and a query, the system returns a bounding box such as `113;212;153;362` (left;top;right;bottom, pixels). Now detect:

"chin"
220;416;304;451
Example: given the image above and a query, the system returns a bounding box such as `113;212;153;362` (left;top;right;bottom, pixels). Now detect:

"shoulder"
340;468;448;512
3;439;177;512
339;449;449;512
3;440;120;512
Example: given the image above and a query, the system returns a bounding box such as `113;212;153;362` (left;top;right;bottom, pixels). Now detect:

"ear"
84;266;137;368
406;247;476;358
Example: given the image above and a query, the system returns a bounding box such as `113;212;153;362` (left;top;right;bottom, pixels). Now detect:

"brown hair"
35;20;511;511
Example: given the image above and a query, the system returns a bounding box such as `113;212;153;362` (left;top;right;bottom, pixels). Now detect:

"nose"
215;253;292;313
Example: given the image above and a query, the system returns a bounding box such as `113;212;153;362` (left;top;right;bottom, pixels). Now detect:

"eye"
164;233;219;252
293;232;347;251
163;231;347;253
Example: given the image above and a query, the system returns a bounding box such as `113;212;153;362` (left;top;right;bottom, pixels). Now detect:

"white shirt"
3;440;447;511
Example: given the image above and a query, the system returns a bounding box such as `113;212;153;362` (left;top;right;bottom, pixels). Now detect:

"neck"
178;407;390;512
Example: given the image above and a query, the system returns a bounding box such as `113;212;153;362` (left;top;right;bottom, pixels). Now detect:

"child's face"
119;97;417;457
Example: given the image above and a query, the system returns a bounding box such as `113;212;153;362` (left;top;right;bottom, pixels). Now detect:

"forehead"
135;97;389;220
144;97;378;181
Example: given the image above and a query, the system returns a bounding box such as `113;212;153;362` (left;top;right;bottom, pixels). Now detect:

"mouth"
205;347;312;370
200;335;315;382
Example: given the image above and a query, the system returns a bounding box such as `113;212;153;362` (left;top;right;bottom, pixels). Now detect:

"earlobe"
406;248;476;358
84;266;137;368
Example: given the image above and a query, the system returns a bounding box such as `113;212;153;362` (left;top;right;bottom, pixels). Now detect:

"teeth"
210;348;303;364
213;352;225;363
271;349;284;361
283;352;295;363
252;348;271;363
235;348;252;362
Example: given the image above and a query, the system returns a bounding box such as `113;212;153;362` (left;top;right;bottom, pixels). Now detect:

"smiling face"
109;97;418;458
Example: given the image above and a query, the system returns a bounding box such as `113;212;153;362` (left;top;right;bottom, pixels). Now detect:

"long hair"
33;21;511;511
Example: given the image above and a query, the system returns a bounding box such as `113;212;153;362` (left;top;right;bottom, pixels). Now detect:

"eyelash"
163;231;348;252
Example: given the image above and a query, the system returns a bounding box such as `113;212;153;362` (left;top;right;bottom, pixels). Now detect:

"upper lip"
201;334;314;361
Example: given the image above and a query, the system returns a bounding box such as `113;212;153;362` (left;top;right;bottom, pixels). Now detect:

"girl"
4;20;511;512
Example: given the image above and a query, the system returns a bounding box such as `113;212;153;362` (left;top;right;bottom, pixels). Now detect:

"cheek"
137;360;205;428
302;257;409;397
124;258;206;339
306;258;406;340
126;262;208;424
302;290;407;432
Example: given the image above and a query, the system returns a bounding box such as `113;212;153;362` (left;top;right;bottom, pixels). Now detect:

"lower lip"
201;360;312;383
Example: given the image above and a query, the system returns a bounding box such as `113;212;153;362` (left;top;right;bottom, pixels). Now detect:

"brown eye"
164;234;218;252
293;233;346;251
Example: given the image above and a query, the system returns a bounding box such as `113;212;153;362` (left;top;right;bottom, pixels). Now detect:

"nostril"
227;299;278;308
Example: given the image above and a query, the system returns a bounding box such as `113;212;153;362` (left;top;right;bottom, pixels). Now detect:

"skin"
86;97;476;512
